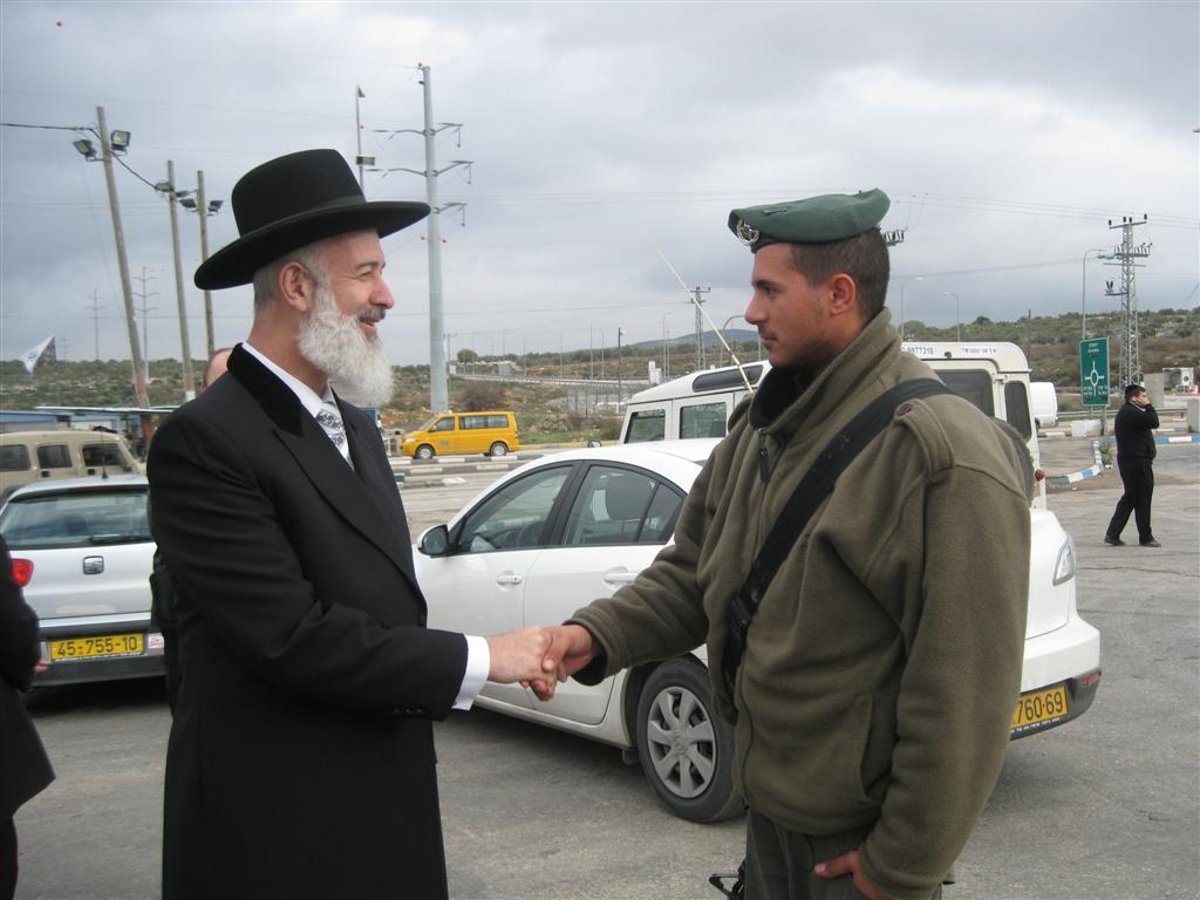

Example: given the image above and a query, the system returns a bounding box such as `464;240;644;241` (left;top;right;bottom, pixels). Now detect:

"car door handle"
602;569;638;585
496;573;523;586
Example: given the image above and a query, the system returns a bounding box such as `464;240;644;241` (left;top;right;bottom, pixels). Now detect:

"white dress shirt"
240;342;489;709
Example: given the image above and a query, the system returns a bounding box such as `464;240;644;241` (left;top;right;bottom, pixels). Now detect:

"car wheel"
635;659;743;823
488;442;508;457
415;445;435;460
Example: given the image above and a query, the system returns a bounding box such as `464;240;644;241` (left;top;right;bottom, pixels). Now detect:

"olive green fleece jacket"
568;311;1030;900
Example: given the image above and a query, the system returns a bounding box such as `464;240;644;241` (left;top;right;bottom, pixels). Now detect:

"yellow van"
400;411;520;460
1;430;143;500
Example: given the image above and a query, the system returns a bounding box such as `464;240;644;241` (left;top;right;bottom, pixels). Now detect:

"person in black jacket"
149;150;555;899
1105;383;1161;547
0;535;55;899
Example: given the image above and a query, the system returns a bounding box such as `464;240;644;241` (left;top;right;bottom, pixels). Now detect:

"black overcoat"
0;536;54;823
147;346;468;899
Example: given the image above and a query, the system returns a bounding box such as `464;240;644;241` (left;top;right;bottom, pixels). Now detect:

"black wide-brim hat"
194;149;430;290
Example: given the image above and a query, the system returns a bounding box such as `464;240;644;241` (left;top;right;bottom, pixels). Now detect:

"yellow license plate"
1011;684;1069;731
49;633;145;661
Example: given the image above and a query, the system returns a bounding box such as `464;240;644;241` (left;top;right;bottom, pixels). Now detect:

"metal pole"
421;65;450;413
355;86;365;189
196;170;216;359
617;327;623;409
97;106;148;408
85;291;103;360
167;161;196;400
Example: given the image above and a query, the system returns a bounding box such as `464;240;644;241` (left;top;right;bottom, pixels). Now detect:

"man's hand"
486;627;553;686
546;624;595;679
814;850;887;900
526;624;597;702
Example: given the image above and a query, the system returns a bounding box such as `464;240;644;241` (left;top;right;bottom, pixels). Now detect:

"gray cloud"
2;0;1196;376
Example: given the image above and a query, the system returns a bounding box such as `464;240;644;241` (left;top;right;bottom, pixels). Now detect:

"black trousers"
1106;459;1155;543
1;816;16;900
744;810;943;900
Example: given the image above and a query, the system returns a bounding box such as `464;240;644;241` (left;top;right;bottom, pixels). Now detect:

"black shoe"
1103;536;1125;546
1140;539;1162;547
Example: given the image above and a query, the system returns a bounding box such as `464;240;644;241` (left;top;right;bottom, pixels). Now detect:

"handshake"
485;625;596;701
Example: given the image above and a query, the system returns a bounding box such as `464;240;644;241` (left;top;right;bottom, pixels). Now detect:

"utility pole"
354;86;368;188
132;268;157;384
616;327;624;409
195;170;217;359
371;66;473;413
1105;215;1152;389
691;285;711;369
85;291;104;360
96;106;149;408
165;160;196;399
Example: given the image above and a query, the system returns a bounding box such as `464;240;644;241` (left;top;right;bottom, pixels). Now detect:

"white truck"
621;341;1048;506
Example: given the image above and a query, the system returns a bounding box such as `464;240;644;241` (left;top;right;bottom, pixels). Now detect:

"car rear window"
625;409;666;443
82;442;129;468
679;402;727;439
0;489;151;549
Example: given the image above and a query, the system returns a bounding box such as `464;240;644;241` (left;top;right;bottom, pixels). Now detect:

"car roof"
528;438;722;468
4;474;149;500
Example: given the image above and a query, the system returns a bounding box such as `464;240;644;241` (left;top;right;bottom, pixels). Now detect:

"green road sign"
1080;337;1110;407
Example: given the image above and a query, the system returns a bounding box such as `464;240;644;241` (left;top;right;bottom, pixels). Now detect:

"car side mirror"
418;524;451;557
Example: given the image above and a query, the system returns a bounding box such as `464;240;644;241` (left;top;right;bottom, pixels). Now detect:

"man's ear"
278;261;315;315
826;273;859;319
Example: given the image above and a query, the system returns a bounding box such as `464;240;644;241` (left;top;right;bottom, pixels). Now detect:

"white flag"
20;336;54;374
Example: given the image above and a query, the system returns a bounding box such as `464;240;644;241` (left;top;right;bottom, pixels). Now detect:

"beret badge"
734;219;760;247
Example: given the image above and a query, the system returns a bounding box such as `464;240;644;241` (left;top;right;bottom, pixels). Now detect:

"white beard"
298;283;394;406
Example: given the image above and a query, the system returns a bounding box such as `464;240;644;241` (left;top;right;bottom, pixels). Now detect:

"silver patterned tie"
315;401;346;449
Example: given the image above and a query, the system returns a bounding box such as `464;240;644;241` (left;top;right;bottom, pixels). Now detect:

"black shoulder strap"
721;379;951;695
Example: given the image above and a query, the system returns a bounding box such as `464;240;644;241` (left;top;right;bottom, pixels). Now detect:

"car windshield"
0;488;151;549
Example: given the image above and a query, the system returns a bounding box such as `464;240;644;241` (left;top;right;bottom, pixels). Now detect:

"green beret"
728;189;890;251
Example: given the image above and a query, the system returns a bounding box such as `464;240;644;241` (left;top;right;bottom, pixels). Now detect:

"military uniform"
569;191;1030;900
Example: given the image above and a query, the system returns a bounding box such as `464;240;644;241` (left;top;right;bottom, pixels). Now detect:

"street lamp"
177;171;224;358
942;291;961;342
153;161;197;400
721;315;743;366
71;107;149;408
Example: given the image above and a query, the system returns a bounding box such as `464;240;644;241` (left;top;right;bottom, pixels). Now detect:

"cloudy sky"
2;0;1197;374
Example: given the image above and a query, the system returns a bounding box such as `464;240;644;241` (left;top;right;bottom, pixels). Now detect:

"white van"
1030;382;1059;430
621;342;1045;505
1;430;142;501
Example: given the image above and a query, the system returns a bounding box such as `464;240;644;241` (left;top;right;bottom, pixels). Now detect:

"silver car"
0;474;163;685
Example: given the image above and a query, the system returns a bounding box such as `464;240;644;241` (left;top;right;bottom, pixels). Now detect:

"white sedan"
416;439;1101;823
0;474;164;686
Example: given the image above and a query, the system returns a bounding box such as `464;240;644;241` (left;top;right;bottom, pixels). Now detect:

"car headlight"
1052;534;1076;586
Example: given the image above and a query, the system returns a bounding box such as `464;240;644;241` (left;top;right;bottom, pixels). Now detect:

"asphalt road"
12;439;1199;899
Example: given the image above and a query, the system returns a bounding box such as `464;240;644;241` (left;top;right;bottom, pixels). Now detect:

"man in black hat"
147;149;556;899
541;191;1030;899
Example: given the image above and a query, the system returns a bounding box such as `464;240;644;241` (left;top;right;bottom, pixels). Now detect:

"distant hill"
2;308;1196;424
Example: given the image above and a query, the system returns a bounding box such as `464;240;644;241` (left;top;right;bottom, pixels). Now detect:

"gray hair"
251;241;328;312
